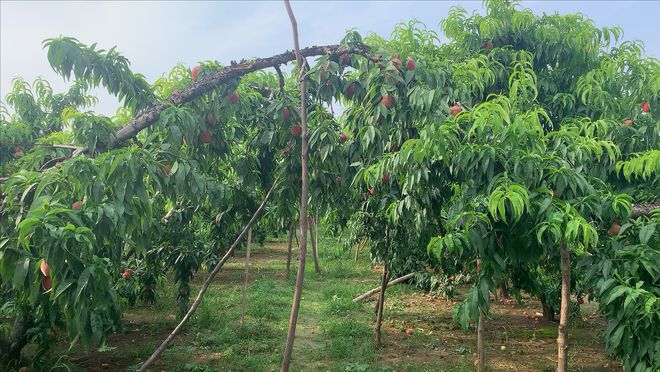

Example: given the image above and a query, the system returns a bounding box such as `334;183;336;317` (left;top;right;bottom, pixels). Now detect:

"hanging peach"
191;65;200;81
290;124;302;137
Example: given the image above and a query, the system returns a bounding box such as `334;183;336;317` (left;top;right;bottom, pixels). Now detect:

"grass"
50;231;620;371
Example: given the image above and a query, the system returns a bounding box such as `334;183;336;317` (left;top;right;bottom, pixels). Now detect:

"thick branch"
353;273;416;302
631;201;660;218
137;178;279;371
110;43;373;148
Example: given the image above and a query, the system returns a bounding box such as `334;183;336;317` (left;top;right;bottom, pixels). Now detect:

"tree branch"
353;273;416;302
110;43;373;148
631;201;660;218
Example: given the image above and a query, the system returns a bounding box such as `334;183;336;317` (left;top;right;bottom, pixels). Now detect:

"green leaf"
607;286;629;305
13;257;30;290
638;224;655;245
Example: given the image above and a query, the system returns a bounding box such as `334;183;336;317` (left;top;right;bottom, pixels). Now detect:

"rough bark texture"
476;258;485;372
285;222;295;276
496;281;510;301
1;315;32;365
281;2;309;370
353;273;415;302
375;264;389;347
309;215;320;273
240;228;253;326
542;301;556;322
477;309;485;372
137;180;278;371
557;243;571;372
631;201;660;218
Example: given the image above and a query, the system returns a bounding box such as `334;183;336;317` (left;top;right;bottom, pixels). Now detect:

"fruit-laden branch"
631;201;660;218
353;273;416;302
136;177;279;372
110;43;374;148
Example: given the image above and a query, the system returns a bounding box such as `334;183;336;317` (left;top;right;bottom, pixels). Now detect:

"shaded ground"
41;234;618;371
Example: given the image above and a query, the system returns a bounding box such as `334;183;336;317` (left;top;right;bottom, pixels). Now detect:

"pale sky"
2;1;659;115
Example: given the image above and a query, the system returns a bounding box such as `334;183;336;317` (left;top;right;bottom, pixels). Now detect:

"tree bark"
137;179;278;372
496;281;510;301
240;227;253;326
353;273;415;302
631;201;660;218
309;216;320;273
477;309;485;372
281;2;310;370
557;243;570;372
1;314;32;364
375;264;389;347
542;300;555;322
285;222;295;277
476;258;485;372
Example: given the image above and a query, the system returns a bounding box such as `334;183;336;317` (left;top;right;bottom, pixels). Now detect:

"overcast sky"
2;1;659;115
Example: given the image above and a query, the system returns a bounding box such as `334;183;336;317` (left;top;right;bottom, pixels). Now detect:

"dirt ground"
42;239;620;372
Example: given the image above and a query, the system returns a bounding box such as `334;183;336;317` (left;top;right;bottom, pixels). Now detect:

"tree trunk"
375;264;389;347
239;228;253;326
309;216;320;273
542;300;555;322
1;314;32;364
281;2;309;370
477;309;485;372
285;222;295;277
557;243;570;372
476;258;485;371
497;281;510;301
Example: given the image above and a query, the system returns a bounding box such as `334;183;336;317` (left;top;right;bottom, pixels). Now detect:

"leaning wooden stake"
240;228;253;326
353;273;415;302
557;243;571;372
285;222;295;276
374;264;389;347
137;180;278;372
281;1;310;370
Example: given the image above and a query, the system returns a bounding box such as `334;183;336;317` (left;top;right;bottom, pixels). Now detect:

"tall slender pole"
281;1;309;370
476;258;485;371
240;228;253;326
285;222;295;276
309;216;320;273
374;263;389;347
557;243;570;372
